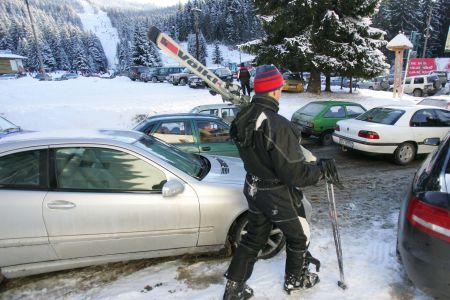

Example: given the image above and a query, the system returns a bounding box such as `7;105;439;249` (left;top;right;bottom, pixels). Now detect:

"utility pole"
192;7;202;62
419;3;434;75
25;0;44;74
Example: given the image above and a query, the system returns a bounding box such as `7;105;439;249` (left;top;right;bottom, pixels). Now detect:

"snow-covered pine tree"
187;32;207;65
149;41;163;67
41;38;56;70
387;0;423;39
132;26;151;66
72;37;89;72
212;42;223;65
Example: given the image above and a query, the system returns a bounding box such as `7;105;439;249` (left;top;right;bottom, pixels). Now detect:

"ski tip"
148;26;161;43
338;281;348;290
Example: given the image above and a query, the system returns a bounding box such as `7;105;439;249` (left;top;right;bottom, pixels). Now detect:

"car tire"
413;89;423;97
394;142;416;165
432;80;440;90
131;78;136;81
231;215;285;260
179;78;187;86
320;131;333;146
369;86;374;90
152;77;158;83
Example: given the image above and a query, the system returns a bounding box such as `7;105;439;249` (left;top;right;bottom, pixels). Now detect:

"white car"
417;95;450;110
332;105;450;165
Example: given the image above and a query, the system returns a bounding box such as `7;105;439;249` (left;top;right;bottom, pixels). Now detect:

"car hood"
202;155;245;185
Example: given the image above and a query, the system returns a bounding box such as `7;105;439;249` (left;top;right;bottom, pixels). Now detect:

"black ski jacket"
230;95;321;187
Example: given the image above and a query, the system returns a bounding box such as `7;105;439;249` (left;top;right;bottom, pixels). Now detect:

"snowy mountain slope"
78;0;119;68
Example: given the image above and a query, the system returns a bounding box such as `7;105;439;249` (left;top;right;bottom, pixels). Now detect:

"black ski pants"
240;79;251;96
225;179;310;283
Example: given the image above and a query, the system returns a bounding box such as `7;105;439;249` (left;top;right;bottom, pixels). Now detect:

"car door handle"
201;146;211;151
47;200;76;209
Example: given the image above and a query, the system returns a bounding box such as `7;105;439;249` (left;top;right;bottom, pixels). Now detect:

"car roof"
0;129;145;153
192;104;237;110
421;95;450;101
306;100;364;106
145;113;223;122
374;104;440;111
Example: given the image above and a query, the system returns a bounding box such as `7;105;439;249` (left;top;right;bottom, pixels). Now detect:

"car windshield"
0;116;18;132
296;103;326;116
134;135;207;179
418;99;447;108
356;107;405;125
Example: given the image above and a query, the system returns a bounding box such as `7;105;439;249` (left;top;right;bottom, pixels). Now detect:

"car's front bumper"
332;133;397;154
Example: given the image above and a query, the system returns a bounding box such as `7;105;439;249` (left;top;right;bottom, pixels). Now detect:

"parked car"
357;76;389;90
0;129;288;280
0;116;25;139
33;73;52;81
0;74;19;80
333;105;450;165
143;66;185;83
190;104;241;124
128;66;153;81
397;132;450;299
428;70;448;88
403;75;441;97
282;73;304;93
188;67;233;88
134;114;239;157
54;73;79;81
291;101;367;145
417;95;450;110
168;68;195;86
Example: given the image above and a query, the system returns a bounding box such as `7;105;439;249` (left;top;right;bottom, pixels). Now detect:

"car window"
153;121;194;144
434;109;450;127
414;77;424;84
196;121;230;143
323;106;346;118
356;107;405;125
410;109;440;127
0;150;47;188
345;105;365;118
55;147;167;192
221;108;238;118
200;109;219;116
295;103;326;117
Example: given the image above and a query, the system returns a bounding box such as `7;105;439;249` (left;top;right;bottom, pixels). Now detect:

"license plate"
289;84;297;88
339;138;354;148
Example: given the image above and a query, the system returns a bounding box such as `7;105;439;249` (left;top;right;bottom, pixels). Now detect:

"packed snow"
0;77;432;300
79;0;120;68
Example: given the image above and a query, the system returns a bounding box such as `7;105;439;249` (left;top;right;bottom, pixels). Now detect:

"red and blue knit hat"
253;65;284;93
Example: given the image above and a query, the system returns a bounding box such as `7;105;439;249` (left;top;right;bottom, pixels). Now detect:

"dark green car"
134;114;239;157
291;101;366;145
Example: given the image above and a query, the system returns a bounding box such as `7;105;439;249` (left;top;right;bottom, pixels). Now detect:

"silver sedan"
0;130;287;280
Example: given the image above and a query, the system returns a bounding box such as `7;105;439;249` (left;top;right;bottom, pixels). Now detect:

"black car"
142;66;184;83
397;133;450;299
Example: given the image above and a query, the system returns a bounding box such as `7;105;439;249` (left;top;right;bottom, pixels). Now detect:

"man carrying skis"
223;65;339;299
237;63;251;96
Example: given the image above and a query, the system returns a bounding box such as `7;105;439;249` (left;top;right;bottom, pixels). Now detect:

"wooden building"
0;51;27;74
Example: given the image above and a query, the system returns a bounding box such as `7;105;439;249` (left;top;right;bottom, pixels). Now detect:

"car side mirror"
423;137;440;146
162;179;185;197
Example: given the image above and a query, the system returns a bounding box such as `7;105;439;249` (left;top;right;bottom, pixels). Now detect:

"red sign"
407;58;437;76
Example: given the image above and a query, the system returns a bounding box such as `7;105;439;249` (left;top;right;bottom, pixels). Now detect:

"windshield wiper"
1;127;19;133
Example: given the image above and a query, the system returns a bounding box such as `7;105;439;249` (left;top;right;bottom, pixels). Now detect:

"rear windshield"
296;103;326;116
356;107;405;125
418;99;447;108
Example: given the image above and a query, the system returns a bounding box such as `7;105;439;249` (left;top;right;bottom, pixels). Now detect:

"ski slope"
78;0;119;69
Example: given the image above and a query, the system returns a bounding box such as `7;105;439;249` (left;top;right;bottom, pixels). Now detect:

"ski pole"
326;182;348;290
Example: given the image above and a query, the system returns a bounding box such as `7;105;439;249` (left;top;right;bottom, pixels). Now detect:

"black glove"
318;158;343;189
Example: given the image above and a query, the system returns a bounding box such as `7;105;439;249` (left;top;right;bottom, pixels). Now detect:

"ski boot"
223;280;254;300
284;267;320;295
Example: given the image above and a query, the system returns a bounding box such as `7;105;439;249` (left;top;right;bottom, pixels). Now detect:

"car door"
0;148;58;267
42;145;199;259
403;78;413;94
151;120;200;154
194;120;238;156
320;105;346;131
410;109;450;154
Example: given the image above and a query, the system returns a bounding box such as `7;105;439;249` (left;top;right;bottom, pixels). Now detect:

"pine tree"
149;41;162;67
187;32;207;65
131;26;151;66
212;42;223;65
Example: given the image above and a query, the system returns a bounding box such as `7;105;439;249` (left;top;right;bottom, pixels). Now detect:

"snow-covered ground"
0;77;432;300
79;0;120;68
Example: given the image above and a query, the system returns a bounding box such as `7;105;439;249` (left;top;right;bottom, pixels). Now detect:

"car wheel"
394;142;416;165
152;77;157;83
232;215;285;260
413;89;423;97
369;86;373;90
179;78;187;86
320;131;333;146
131;78;136;81
432;80;440;90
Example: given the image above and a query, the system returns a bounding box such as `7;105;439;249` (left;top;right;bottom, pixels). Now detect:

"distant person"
237;63;251;96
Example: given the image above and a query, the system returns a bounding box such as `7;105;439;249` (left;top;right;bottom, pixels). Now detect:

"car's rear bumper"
332;133;397;154
292;123;319;136
398;220;450;298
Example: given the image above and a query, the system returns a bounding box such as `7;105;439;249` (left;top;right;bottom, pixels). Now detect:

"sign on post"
406;58;437;76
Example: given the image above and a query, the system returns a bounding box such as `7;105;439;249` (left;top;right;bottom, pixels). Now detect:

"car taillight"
358;130;379;139
406;196;450;242
306;122;314;128
334;125;340;131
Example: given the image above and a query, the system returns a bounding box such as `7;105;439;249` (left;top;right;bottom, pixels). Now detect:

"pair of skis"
148;26;347;290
